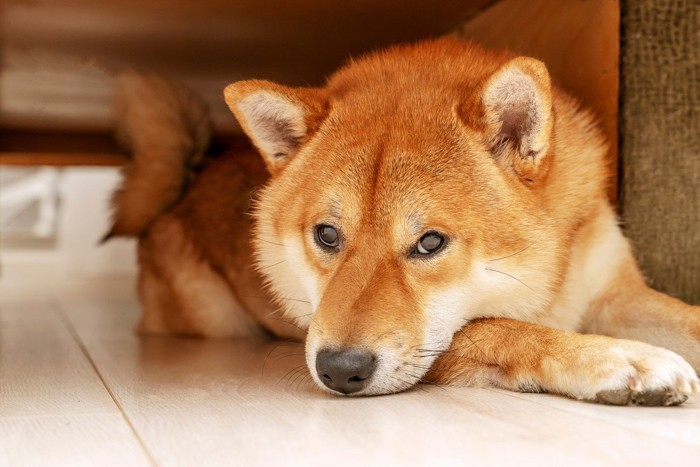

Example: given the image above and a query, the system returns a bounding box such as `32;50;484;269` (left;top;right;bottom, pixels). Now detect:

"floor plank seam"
53;302;160;467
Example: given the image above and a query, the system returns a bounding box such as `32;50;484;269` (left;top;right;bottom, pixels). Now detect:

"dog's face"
225;40;565;395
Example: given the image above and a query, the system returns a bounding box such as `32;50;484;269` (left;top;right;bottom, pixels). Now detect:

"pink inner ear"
236;91;307;165
498;103;531;144
257;115;302;159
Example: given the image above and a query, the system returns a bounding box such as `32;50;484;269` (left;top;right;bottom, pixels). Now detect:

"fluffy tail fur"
106;73;212;239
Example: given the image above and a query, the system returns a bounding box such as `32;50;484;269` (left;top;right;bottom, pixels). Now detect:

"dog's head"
224;40;567;395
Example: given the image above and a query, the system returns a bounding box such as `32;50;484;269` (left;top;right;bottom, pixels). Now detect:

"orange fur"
108;73;211;238
111;39;699;405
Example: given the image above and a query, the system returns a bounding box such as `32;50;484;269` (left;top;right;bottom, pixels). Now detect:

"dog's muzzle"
315;348;377;395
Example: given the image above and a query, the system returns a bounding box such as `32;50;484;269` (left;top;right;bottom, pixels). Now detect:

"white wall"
58;168;137;277
0;167;137;300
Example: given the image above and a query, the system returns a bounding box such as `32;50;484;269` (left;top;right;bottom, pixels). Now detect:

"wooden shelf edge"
0;152;127;167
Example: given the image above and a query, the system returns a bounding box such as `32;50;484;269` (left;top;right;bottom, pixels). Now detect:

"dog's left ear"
224;80;327;175
479;57;554;183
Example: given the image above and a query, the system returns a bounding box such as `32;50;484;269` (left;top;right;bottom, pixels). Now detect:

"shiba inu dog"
109;39;700;405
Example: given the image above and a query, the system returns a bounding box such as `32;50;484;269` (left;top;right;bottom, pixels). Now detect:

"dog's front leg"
584;268;700;371
425;318;698;405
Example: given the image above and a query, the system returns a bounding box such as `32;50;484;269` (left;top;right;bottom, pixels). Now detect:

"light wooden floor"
1;296;699;467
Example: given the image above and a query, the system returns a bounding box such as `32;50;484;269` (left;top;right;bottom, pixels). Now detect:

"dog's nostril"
315;348;377;395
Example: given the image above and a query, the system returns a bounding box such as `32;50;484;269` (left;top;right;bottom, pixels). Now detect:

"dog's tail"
104;73;212;240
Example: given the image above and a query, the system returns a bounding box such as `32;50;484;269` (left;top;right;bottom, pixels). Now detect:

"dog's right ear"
224;81;328;175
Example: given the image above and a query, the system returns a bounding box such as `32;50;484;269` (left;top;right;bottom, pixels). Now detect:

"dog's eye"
316;225;340;249
414;232;446;256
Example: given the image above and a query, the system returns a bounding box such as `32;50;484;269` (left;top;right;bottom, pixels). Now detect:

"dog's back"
110;74;302;339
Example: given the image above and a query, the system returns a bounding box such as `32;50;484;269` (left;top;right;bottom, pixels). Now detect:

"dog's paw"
583;343;699;406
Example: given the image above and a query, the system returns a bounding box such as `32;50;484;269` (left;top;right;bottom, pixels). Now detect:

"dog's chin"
305;355;430;397
305;333;439;396
310;372;422;397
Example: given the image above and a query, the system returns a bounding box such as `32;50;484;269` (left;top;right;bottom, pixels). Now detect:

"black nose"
315;349;377;394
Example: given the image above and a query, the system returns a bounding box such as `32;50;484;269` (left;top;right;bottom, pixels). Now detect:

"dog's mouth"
306;346;437;396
